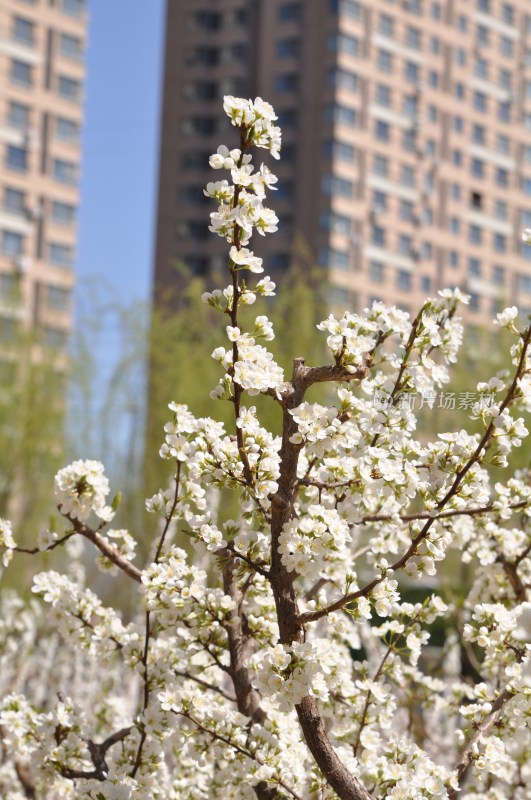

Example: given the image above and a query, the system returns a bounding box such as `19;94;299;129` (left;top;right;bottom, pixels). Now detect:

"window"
320;212;351;235
421;275;432;293
192;11;222;30
329;0;361;17
472;125;486;145
427;105;438;122
279;3;300;21
474;92;487;112
468;293;480;312
494;233;506;252
401;165;415;186
400;200;414;221
369;261;385;283
493;266;505;285
423;208;433;225
323;139;356;162
277;38;300;58
8;102;29;129
192;46;219;66
403;130;416;152
4;188;25;214
373;155;388;176
406;26;421;50
325;104;357;127
497;134;510;154
10;59;32;87
471;159;485;179
378;50;393;72
429;36;440;54
457;15;467;32
518;274;531;293
48;242;74;267
181;116;219;136
372;225;386;246
58;75;82;101
322;174;354;197
477;0;490;12
500;37;513;58
498;102;511;123
454;48;466;66
375;120;390;141
454;116;464;133
62;0;86;17
379;13;394;36
56;117;80;142
184;81;218;101
502;4;514;24
430;2;441;19
12;16;34;45
327;67;359;92
468;257;481;276
376;84;391;107
404;0;422;14
422;242;433;260
450;217;460;234
451;183;461;200
51;201;76;225
449;250;459;268
321;248;350;269
476;26;489;46
428;70;439;88
398;234;413;255
328;33;359;55
397;270;412;291
60;33;83;59
275;74;298;93
6;145;28;172
454;83;465;100
46;286;71;311
277;109;297;128
474;57;488;79
495;200;507;219
469;224;482;244
496;168;509;188
179;185;208;206
2;231;24;256
499;69;512;90
471;191;482;209
373;190;387;211
405;61;419;83
403;95;417;116
523;177;531;196
53;158;78;184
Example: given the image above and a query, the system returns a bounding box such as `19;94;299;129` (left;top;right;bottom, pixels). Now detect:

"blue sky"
68;0;165;462
76;0;164;352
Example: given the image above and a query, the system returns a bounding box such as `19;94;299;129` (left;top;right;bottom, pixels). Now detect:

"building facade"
153;0;531;327
0;0;86;356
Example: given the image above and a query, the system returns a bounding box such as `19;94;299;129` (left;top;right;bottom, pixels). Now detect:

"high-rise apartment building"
153;0;531;328
0;0;86;355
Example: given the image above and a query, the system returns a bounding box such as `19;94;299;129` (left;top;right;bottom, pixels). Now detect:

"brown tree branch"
62;513;142;583
268;357;373;800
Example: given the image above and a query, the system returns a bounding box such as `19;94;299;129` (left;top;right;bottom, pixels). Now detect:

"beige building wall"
153;0;531;332
0;0;86;358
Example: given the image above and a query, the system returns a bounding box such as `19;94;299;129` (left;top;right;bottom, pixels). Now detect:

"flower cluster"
0;94;531;800
54;459;114;523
